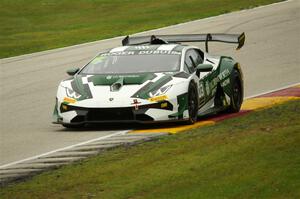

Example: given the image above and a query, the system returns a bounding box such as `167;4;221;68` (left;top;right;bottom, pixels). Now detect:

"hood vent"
88;73;157;86
110;77;124;92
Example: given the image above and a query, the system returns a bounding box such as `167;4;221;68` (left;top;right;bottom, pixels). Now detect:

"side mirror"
196;64;213;72
196;64;213;77
66;68;79;76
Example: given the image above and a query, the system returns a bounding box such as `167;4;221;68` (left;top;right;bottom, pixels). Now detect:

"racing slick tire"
186;82;199;124
62;123;84;129
227;69;243;113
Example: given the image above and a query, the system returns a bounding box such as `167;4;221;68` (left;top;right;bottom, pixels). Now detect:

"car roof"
109;44;187;53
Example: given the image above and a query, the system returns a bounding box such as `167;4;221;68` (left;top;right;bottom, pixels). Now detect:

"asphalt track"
0;0;299;166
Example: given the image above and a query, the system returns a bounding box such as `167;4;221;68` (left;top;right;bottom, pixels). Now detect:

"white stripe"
0;130;129;169
109;46;129;52
134;46;150;50
152;73;164;82
157;44;178;51
82;75;93;84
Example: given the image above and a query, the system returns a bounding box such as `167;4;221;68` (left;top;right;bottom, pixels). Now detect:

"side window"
184;49;204;74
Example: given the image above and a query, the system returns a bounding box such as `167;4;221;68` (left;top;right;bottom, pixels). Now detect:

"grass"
1;99;299;198
0;0;284;58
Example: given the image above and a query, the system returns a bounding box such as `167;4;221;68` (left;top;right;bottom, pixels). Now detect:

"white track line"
0;130;129;169
245;82;300;99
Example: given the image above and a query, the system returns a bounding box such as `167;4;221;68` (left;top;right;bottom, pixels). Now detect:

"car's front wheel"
62;123;84;129
186;82;199;124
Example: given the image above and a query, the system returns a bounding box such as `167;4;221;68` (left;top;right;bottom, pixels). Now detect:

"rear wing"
122;33;245;53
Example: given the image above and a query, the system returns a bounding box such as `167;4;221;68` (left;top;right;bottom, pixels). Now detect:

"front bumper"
53;100;176;125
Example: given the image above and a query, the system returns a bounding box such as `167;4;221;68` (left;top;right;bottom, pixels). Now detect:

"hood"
60;71;190;105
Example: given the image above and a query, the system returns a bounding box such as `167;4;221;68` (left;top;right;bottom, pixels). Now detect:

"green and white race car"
53;33;245;128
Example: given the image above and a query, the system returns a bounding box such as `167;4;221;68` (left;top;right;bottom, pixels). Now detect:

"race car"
53;33;245;128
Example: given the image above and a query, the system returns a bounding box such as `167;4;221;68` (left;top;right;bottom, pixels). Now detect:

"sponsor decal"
148;95;168;102
135;46;150;50
221;78;230;87
210;77;219;89
205;82;210;96
101;51;135;56
138;50;181;55
198;82;205;98
100;51;181;56
218;69;230;81
131;99;141;110
63;97;77;104
204;69;230;96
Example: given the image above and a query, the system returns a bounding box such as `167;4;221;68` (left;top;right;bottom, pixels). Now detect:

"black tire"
186;82;199;124
62;123;84;129
227;69;243;113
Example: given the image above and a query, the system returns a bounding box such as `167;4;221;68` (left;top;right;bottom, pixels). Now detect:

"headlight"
149;85;172;97
65;87;81;99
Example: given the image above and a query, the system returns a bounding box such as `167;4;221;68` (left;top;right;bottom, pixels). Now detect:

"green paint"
114;76;124;85
52;98;60;122
169;93;188;119
73;75;85;94
72;75;90;101
89;73;156;86
133;75;172;99
217;57;238;96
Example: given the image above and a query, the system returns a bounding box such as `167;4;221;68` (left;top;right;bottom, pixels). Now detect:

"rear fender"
217;57;243;98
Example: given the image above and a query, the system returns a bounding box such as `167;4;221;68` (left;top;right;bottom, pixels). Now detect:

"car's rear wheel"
227;69;243;113
186;82;199;124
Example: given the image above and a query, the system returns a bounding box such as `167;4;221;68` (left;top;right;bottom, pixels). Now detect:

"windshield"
80;51;181;74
